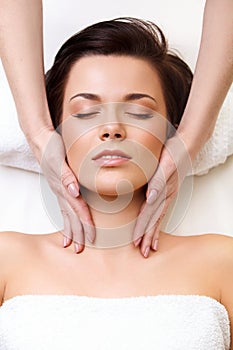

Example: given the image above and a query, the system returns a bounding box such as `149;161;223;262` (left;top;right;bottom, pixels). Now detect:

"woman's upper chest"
4;239;220;301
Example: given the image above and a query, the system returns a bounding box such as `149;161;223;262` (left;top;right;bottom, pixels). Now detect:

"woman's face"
61;55;167;196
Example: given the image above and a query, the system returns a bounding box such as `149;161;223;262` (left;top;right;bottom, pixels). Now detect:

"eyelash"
125;112;153;119
72;112;100;119
72;112;153;119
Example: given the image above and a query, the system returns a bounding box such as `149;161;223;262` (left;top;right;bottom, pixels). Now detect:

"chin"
79;173;148;196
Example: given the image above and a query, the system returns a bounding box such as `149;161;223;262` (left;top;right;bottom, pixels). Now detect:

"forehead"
63;55;164;98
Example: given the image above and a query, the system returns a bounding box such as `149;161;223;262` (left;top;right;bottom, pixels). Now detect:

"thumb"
146;149;174;204
61;161;80;198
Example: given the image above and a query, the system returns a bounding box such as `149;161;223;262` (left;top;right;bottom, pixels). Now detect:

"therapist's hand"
37;129;95;253
133;134;192;258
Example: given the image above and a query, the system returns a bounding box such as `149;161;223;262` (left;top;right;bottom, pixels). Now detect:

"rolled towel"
189;86;233;176
0;62;41;173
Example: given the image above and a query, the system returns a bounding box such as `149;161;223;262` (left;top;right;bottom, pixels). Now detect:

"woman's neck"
80;186;145;249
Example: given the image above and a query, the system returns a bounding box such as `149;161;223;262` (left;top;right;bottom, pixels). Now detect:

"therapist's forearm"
178;0;233;160
0;0;53;154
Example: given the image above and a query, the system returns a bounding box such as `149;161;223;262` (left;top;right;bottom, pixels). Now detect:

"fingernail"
134;237;142;247
63;236;69;248
146;189;157;205
74;243;80;253
152;239;159;251
143;246;150;258
68;183;79;198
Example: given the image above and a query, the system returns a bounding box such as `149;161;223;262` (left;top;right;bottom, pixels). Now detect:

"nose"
99;123;126;141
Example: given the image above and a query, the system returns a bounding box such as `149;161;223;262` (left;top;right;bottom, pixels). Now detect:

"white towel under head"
0;294;230;349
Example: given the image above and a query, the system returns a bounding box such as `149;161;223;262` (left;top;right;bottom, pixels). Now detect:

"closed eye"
72;112;100;119
125;112;153;119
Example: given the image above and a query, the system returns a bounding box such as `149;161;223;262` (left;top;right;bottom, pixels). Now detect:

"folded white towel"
0;294;230;349
0;62;41;173
189;86;233;175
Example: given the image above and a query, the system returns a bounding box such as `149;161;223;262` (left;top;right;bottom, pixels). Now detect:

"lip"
92;149;132;167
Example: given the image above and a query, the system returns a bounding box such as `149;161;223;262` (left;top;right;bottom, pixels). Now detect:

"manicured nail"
63;236;70;247
74;243;80;253
68;183;79;197
152;239;159;251
134;237;142;247
146;189;157;204
143;246;150;258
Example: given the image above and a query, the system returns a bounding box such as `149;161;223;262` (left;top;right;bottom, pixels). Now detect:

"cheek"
65;131;97;177
66;143;83;176
128;127;164;161
145;135;164;161
127;128;164;184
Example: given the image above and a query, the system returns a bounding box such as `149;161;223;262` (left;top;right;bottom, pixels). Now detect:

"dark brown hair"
45;17;193;129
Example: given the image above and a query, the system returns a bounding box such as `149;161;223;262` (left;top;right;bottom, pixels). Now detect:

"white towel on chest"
0;294;230;349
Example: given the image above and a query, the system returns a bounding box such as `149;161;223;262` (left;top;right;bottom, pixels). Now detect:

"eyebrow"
69;92;157;104
70;93;101;102
124;93;157;104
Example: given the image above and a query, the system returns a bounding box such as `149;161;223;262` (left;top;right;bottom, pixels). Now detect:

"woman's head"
46;17;192;129
45;18;193;196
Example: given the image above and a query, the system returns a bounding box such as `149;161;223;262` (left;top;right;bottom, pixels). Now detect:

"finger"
68;210;85;254
151;223;162;251
140;217;165;258
68;210;84;244
135;190;174;255
62;211;73;247
133;205;152;242
144;169;179;234
146;156;175;205
133;202;146;244
150;198;173;251
61;161;80;198
133;185;167;241
58;196;85;253
61;185;96;242
134;236;143;247
146;190;177;235
67;183;80;198
66;195;96;243
151;222;161;250
139;225;156;258
82;221;95;244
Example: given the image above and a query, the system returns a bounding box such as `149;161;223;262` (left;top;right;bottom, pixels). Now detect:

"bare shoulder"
194;232;233;249
0;232;24;304
0;231;32;274
165;232;233;279
0;231;48;305
172;232;233;260
0;230;57;249
0;231;41;254
197;233;233;261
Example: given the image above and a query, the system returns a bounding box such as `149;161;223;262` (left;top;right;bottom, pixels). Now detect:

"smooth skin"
0;0;232;257
0;55;233;347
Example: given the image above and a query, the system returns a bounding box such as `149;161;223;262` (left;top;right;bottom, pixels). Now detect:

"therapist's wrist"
177;102;219;162
26;125;56;164
175;127;205;163
177;113;216;162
